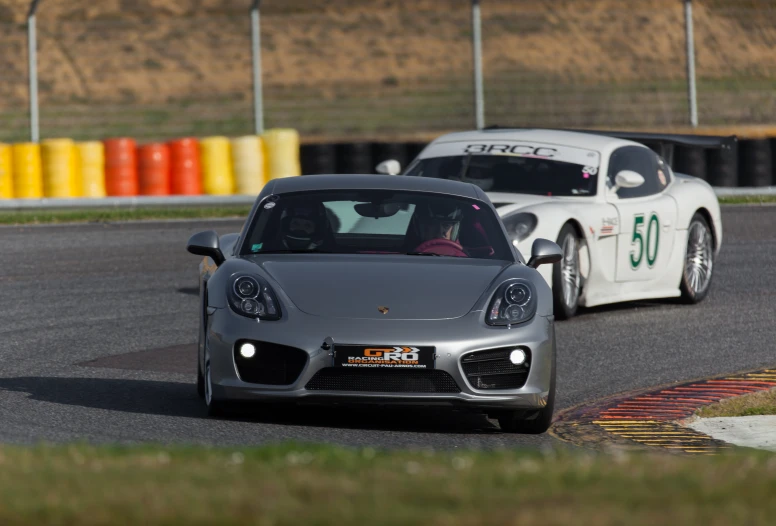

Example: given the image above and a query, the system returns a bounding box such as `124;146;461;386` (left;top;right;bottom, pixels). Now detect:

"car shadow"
176;286;199;296
0;376;502;434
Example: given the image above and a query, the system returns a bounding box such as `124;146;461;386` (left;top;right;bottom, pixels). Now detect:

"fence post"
251;0;264;135
27;0;43;143
471;0;485;130
684;0;698;128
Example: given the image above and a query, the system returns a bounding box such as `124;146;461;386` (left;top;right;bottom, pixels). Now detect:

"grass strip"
0;206;252;225
718;195;776;205
697;389;776;418
0;196;771;226
0;443;773;525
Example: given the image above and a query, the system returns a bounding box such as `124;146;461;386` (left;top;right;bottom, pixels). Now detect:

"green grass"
0;206;252;225
0;443;773;525
0;197;770;226
698;389;776;418
718;195;776;205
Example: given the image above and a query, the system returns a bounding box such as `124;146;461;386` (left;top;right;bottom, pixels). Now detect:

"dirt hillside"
1;0;775;107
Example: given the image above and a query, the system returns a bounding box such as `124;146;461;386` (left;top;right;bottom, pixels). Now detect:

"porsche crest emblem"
377;306;389;315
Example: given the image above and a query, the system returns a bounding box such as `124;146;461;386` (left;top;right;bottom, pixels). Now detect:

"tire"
552;223;582;320
679;212;714;304
497;358;556;434
197;360;205;399
203;350;228;417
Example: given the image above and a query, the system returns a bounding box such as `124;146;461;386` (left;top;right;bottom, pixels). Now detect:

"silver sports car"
186;174;563;433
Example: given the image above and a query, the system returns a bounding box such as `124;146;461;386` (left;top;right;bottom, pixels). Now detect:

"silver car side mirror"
527;238;562;269
376;159;401;175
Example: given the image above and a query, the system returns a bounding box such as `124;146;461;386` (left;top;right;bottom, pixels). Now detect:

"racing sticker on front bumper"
333;345;435;369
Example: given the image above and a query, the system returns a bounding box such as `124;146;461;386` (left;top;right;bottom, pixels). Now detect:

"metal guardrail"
0;187;774;211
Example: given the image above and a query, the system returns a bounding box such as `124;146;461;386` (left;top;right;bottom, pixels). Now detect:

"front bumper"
206;308;556;412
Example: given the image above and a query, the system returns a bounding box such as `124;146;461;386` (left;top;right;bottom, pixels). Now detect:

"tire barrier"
5;134;776;200
263;129;301;180
706;143;739;188
76;142;106;198
41;138;78;198
0;144;12;198
169;138;201;195
12;143;43;198
674;145;707;181
200;136;234;195
373;142;409;171
738;139;773;187
138;143;171;196
336;142;373;174
300;143;337;175
230;136;266;195
104;138;139;197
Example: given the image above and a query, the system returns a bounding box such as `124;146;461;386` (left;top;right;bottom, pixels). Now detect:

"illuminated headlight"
509;349;526;365
502;212;537;242
239;342;257;358
228;274;281;320
486;280;537;326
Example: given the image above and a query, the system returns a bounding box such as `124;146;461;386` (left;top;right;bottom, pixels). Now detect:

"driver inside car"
279;203;328;251
411;201;468;257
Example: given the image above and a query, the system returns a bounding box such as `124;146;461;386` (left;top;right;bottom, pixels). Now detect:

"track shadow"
177;287;199;296
0;376;501;434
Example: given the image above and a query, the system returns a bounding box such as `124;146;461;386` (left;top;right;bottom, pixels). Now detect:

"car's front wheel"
203;350;227;417
552;223;581;319
496;366;556;434
680;212;714;303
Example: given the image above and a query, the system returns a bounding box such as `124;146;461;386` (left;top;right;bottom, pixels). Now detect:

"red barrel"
138;143;171;195
104;138;138;196
169;138;202;195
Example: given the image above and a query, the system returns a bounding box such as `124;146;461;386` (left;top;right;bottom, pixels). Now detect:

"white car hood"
486;192;568;216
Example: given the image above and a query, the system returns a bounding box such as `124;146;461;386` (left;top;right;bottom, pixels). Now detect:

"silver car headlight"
227;274;281;320
486;279;537;326
502;212;537;242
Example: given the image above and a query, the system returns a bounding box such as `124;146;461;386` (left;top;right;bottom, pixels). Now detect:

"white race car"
377;128;734;319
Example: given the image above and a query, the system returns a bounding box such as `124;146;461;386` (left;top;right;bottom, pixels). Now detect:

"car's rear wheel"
552;223;581;319
680;213;714;304
496;364;556;434
204;350;227;417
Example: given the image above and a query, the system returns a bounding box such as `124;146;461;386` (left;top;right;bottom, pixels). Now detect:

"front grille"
305;368;461;393
461;348;530;390
234;341;308;385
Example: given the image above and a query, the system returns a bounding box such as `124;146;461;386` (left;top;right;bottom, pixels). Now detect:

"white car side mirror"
612;170;645;192
376;159;401;175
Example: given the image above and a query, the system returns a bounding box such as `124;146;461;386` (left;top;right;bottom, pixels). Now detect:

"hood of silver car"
253;255;509;320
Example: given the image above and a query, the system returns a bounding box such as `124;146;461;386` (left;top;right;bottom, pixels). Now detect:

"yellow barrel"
200;136;234;195
0;143;12;198
76;141;106;198
12;143;43;199
230;135;266;195
262;128;301;180
42;138;79;198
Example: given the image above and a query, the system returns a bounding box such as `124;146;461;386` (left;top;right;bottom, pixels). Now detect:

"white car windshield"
405;154;599;197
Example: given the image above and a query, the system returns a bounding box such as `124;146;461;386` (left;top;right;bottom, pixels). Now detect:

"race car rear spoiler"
483;126;737;166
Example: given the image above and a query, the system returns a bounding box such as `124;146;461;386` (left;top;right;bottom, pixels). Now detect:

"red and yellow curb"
550;368;776;455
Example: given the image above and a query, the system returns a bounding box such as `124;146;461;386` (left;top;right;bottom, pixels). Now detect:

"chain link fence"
1;0;776;144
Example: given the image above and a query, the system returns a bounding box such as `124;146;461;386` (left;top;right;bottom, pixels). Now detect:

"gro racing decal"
334;345;435;369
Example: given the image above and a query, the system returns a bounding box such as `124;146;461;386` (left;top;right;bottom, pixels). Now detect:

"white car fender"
668;173;723;255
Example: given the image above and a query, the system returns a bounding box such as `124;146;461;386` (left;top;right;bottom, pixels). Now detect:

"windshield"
240;189;513;260
405;151;600;197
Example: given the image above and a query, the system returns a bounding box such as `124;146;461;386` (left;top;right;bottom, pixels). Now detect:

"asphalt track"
1;205;774;450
